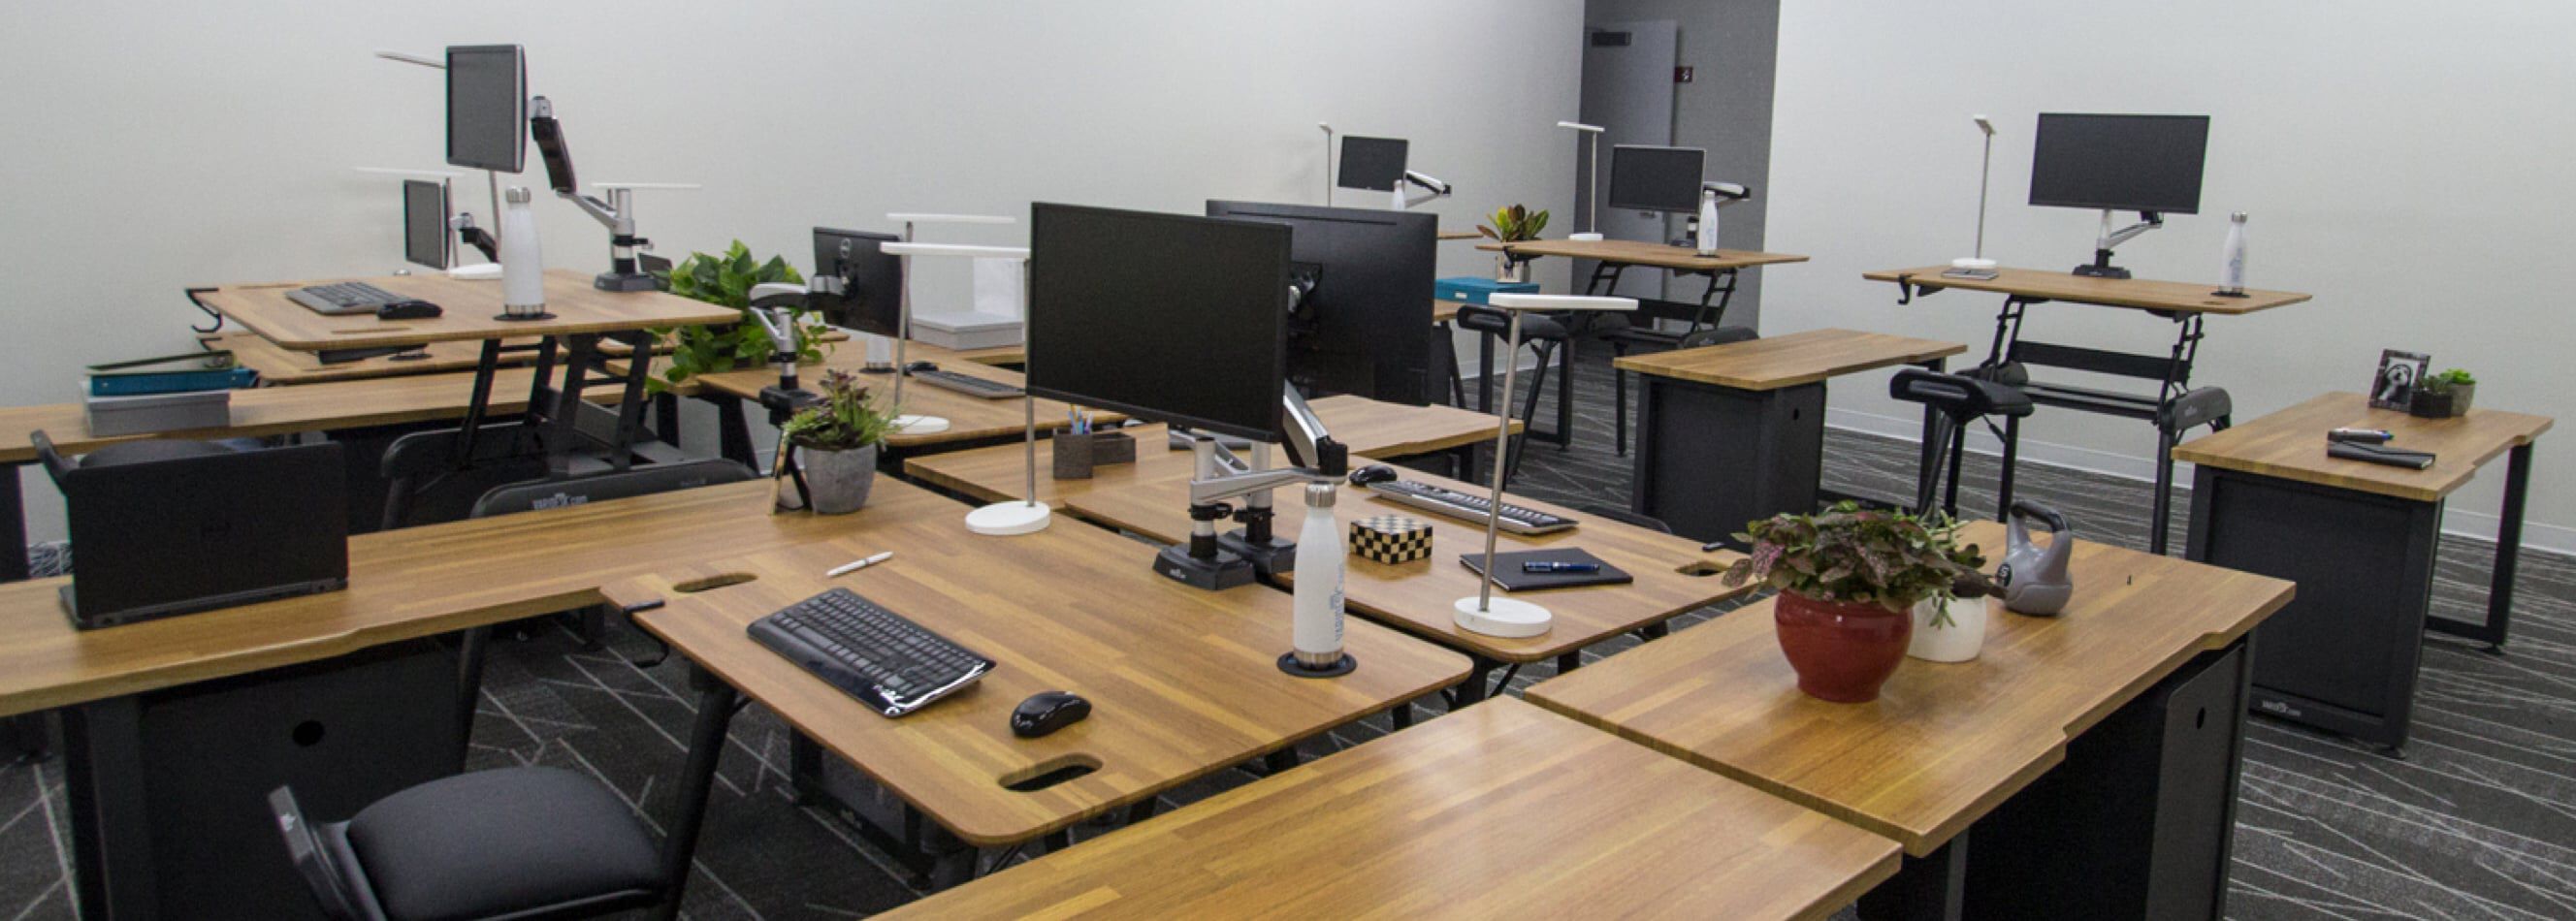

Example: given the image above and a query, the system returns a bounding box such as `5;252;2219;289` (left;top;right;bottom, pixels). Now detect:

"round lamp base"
892;414;951;435
1948;257;1998;270
1453;596;1553;638
1567;232;1606;242
965;501;1050;536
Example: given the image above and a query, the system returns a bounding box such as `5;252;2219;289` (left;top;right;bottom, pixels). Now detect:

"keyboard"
913;368;1023;399
1364;479;1578;535
746;588;994;717
287;281;406;315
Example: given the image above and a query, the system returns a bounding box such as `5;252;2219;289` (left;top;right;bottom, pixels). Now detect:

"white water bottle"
2217;212;2248;296
1291;482;1347;671
1694;187;1722;255
499;187;547;317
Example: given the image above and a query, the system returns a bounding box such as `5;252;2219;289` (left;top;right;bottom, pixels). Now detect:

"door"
1578;20;1678;303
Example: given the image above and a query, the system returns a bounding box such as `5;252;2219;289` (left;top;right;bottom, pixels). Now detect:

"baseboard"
1827;406;2576;557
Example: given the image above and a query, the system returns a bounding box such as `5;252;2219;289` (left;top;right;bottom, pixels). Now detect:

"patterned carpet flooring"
2;343;2568;919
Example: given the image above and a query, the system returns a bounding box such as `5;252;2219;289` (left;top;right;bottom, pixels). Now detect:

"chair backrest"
1580;504;1674;534
469;459;756;520
268;786;368;921
1679;326;1757;350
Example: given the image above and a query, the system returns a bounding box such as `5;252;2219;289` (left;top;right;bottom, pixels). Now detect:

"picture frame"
2369;349;2431;411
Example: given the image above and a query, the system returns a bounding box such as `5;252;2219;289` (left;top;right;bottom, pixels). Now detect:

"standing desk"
681;346;1123;469
2174;393;2550;752
602;478;1470;890
1863;267;2312;553
1064;466;1751;704
1467;238;1810;413
1529;524;2295;921
883;697;1901;920
1615;329;1965;545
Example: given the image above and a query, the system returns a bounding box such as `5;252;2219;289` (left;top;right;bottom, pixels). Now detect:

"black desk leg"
653;393;683;447
2;463;26;583
714;396;757;470
1446;655;1504;707
653;667;739;921
1856;833;1967;921
2429;442;2534;651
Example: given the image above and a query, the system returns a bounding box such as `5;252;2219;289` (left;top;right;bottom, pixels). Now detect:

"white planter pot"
800;443;880;515
1907;596;1990;663
1496;255;1528;283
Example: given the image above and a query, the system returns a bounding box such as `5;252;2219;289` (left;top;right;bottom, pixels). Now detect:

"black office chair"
1613;326;1756;457
1888;367;2034;519
269;768;667;921
1457;304;1577;480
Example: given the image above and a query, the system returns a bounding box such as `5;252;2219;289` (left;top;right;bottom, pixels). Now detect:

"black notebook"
1458;548;1632;591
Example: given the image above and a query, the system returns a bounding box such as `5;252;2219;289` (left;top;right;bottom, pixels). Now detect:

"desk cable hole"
673;572;758;594
1001;754;1102;792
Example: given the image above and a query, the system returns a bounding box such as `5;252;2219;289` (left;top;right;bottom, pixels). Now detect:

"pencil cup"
1053;432;1096;480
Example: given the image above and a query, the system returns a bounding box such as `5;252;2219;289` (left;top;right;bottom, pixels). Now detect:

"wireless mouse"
904;361;940;374
1347;463;1400;487
377;300;443;320
1011;690;1091;739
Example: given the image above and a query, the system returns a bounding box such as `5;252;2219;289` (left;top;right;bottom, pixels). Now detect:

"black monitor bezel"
2026;112;2211;215
1606;144;1708;213
444;45;527;174
810;227;903;338
402;179;449;270
1336;136;1410;192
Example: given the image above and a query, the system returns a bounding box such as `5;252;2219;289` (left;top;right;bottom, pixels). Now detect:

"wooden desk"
1530;523;2294;919
1615;329;1964;546
885;697;1899;921
611;479;1468;876
688;353;1122;460
1437;229;1484;241
195;269;735;352
2177;393;2551;750
208;329;837;387
1862;266;2310;316
1482;238;1812;272
1066;466;1748;699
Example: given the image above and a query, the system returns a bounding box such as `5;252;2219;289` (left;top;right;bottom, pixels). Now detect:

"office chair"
1456;304;1576;480
269;768;666;921
1887;367;2034;519
1613;325;1757;456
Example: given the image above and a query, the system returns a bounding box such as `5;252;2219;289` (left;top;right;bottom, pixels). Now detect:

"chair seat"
1890;368;2034;420
343;767;662;921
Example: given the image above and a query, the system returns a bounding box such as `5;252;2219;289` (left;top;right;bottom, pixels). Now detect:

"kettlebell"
1995;499;2075;616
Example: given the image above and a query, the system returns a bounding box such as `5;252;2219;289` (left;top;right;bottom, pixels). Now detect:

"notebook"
1458;548;1631;591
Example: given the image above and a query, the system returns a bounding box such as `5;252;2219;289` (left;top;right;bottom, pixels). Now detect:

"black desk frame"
380;330;662;524
1473;250;1741;419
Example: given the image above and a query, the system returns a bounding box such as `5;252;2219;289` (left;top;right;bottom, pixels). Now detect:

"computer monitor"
1336;137;1409;192
1607;144;1706;213
445;45;527;173
811;227;903;337
402;179;449;270
1026;204;1290;442
2028;113;2210;214
1205;201;1436;406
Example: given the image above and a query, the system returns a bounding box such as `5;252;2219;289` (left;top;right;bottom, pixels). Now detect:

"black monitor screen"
811;228;902;337
1205;201;1435;405
446;45;526;173
402;180;448;270
1027;204;1288;442
1607;145;1705;212
2028;113;2209;214
1336;137;1409;192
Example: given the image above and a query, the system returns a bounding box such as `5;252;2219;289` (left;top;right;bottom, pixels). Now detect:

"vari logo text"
532;492;587;511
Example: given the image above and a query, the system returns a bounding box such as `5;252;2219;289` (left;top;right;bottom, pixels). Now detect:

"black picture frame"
2370;349;2430;411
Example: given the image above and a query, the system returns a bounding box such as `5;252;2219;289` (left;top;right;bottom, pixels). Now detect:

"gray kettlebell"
1995;500;2075;616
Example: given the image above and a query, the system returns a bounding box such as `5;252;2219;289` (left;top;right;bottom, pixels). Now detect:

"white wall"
0;0;1585;542
1767;1;2572;550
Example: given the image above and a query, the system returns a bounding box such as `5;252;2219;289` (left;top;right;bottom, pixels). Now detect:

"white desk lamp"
880;214;1017;436
1454;293;1637;638
1947;114;2001;279
1557;121;1607;241
1317;122;1336;205
878;240;1049;537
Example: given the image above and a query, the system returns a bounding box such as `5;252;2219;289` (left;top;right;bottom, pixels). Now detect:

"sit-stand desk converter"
1064;463;1750;706
1530;524;2295;921
2175;392;2551;754
600;478;1469;892
1863;266;2312;553
1615;329;1966;547
884;697;1900;920
1469;238;1809;409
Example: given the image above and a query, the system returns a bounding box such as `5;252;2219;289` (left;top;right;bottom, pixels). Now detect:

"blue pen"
1523;560;1600;574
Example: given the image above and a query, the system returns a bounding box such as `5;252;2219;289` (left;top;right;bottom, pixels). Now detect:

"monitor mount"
1391;171;1454;211
2076;208;2163;279
1159;387;1348;591
530;96;693;292
745;292;824;512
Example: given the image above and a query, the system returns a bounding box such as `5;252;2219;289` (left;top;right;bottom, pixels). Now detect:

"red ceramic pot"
1774;591;1913;703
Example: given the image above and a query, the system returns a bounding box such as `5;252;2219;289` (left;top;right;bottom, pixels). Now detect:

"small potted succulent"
1477;205;1549;282
781;370;895;514
1723;502;1988;703
2410;368;2476;419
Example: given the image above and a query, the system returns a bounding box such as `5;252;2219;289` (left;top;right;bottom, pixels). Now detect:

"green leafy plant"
1722;502;1988;617
2424;367;2476;393
649;240;830;395
1476;205;1550;242
781;370;895;452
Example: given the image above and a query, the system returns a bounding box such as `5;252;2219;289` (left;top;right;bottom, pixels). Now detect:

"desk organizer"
1350;515;1433;564
1052;430;1135;480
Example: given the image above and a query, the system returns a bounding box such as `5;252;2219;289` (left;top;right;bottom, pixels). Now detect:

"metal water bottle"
499;187;547;317
1291;482;1347;670
2218;212;2248;296
1694;186;1721;255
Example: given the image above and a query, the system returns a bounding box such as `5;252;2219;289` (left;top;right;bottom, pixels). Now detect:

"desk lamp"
878;240;1050;537
1318;122;1336;205
1455;293;1635;638
883;214;1017;436
1556;121;1607;241
1946;114;2001;279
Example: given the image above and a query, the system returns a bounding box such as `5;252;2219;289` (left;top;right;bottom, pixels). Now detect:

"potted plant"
1477;205;1549;283
781;370;895;514
649;240;832;395
1722;502;1988;703
2410;367;2476;418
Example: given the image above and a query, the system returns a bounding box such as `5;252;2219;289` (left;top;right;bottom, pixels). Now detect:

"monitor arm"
1395;170;1454;209
1704;180;1753;206
1176;386;1347;575
529;96;682;292
452;213;499;263
2076;209;2164;279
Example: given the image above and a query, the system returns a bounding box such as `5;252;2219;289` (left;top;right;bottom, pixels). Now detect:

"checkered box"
1350;515;1433;564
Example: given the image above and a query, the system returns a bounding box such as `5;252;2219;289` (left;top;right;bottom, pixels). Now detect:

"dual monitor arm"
1161;387;1348;590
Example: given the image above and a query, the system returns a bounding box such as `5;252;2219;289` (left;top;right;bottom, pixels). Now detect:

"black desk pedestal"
1630;377;1824;546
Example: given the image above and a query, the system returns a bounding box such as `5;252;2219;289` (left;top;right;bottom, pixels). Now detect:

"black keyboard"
746;588;993;717
913;368;1023;399
1365;479;1578;535
287;281;406;315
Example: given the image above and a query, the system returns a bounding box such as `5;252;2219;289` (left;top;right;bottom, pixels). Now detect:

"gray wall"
1584;0;1782;327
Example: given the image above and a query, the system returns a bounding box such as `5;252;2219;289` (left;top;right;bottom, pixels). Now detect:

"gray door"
1578;20;1678;303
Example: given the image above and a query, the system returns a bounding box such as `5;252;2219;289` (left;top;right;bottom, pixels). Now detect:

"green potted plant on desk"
2410;367;2477;419
1722;502;1988;703
650;240;831;395
781;370;895;514
1477;205;1549;283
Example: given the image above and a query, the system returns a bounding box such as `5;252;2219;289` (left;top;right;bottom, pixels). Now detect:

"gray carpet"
3;341;2568;919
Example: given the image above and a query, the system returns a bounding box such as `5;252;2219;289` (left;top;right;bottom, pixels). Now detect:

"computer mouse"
1348;463;1400;487
1011;690;1090;739
377;300;443;320
904;361;940;374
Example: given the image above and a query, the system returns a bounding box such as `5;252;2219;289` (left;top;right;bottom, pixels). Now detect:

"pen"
1523;560;1599;574
827;552;894;578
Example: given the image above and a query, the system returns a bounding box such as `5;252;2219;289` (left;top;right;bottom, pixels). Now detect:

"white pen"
827;552;893;578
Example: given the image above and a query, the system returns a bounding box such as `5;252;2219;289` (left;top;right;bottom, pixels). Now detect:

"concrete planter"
799;443;879;515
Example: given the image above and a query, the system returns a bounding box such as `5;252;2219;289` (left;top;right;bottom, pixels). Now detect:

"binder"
87;352;256;397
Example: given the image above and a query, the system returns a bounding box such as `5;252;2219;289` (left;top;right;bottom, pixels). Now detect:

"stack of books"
83;352;252;436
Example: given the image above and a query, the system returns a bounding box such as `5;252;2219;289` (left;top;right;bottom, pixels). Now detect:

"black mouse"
1011;691;1090;739
1347;463;1400;487
903;361;939;374
377;300;443;320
